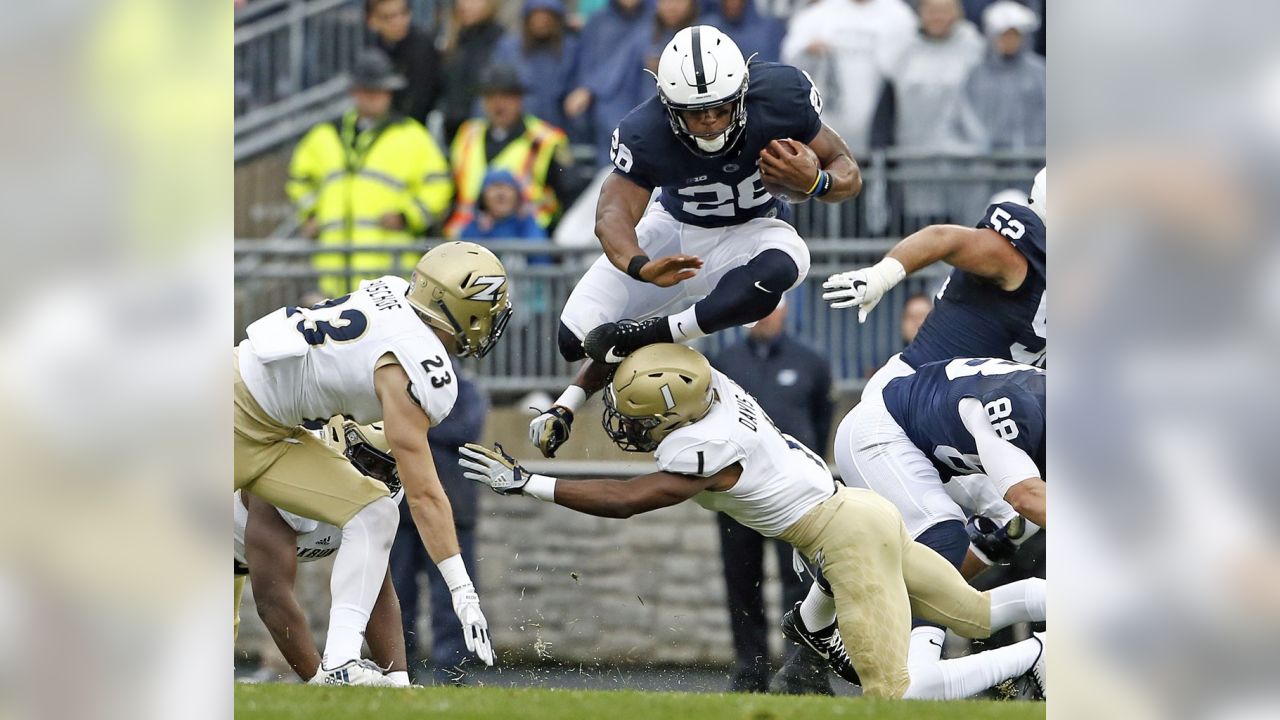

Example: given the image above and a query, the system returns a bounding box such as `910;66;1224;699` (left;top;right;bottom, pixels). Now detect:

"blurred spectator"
493;0;580;133
638;0;701;73
366;0;442;125
888;0;987;221
389;374;489;685
703;0;785;63
286;50;452;297
964;0;1044;151
709;300;834;694
444;64;576;237
439;0;508;140
458;169;549;241
564;0;652;167
901;292;933;344
781;0;917;156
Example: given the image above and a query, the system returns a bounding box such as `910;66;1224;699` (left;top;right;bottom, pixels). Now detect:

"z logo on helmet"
468;275;506;303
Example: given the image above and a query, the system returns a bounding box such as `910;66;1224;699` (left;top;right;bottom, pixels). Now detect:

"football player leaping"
529;24;862;459
465;345;1045;700
234;241;510;685
233;421;410;686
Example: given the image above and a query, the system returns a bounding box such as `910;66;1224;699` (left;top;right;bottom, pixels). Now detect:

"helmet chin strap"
694;133;728;153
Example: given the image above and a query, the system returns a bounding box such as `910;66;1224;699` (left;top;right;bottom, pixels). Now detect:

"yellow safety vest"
287;111;453;297
444;115;568;238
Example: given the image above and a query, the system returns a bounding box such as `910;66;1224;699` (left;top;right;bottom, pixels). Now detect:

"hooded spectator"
493;0;580;133
439;0;508;140
458;169;548;242
563;0;653;167
366;0;442;125
964;0;1045;151
702;0;785;63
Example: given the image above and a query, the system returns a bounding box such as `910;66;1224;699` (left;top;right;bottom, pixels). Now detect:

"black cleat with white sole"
779;601;861;686
583;317;673;364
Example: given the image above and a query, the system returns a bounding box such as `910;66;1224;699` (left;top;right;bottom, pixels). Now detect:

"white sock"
668;307;705;342
386;670;410;687
322;496;399;667
988;577;1047;631
798;581;836;631
908;626;946;666
904;637;1042;699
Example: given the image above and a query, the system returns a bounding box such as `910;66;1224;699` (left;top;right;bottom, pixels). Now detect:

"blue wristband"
812;170;833;198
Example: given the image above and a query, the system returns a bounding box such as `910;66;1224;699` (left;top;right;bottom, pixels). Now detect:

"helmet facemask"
659;76;749;157
420;293;512;359
602;383;665;452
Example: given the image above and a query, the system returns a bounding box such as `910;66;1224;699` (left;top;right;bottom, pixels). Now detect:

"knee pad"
557;321;586;362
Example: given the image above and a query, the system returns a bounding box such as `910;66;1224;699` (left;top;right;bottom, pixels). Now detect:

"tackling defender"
466;344;1045;699
234;241;509;684
529;24;862;459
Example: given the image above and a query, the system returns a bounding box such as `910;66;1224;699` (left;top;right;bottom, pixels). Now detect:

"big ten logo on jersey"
287;295;368;346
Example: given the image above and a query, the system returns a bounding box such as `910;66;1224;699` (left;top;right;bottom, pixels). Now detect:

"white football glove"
450;585;495;666
459;443;530;495
821;257;906;322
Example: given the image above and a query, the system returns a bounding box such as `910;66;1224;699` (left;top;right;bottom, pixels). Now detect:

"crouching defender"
462;344;1045;699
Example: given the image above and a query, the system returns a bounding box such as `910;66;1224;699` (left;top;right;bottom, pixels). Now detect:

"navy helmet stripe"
690;26;708;93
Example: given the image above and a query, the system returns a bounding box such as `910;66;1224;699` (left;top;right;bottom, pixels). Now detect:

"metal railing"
235;239;951;395
235;0;367;161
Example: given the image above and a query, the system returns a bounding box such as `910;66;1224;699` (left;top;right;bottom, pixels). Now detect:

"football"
760;138;819;204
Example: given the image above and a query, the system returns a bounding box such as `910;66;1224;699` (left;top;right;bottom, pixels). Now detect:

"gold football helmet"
603;343;716;452
407;241;513;358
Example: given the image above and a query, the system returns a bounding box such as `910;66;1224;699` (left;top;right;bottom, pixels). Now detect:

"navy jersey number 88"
882;358;1046;482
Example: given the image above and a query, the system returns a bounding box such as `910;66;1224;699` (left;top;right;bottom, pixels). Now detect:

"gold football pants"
779;487;993;698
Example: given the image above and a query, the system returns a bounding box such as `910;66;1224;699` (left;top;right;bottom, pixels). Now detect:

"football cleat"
309;658;399;687
1026;632;1046;700
769;645;836;696
780;602;860;686
583;318;671;365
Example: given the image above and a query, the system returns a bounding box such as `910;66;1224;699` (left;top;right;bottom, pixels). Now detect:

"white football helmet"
1028;167;1047;224
655;25;749;156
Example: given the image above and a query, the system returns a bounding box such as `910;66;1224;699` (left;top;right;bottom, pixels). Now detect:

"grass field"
235;683;1046;720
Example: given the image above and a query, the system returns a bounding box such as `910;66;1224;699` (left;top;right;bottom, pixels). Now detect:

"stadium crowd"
278;0;1044;290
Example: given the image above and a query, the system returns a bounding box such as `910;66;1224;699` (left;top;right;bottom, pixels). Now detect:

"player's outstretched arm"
377;362;495;666
806;124;862;203
376;363;460;563
1004;478;1047;529
243;493;322;682
595;172;702;287
823;225;1028;319
460;443;739;518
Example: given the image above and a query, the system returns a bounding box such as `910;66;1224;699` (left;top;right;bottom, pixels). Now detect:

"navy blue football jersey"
883;358;1045;483
608;61;824;228
901;202;1047;369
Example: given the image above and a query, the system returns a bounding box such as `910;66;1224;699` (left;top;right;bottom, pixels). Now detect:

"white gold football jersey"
237;276;458;427
656;370;838;537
